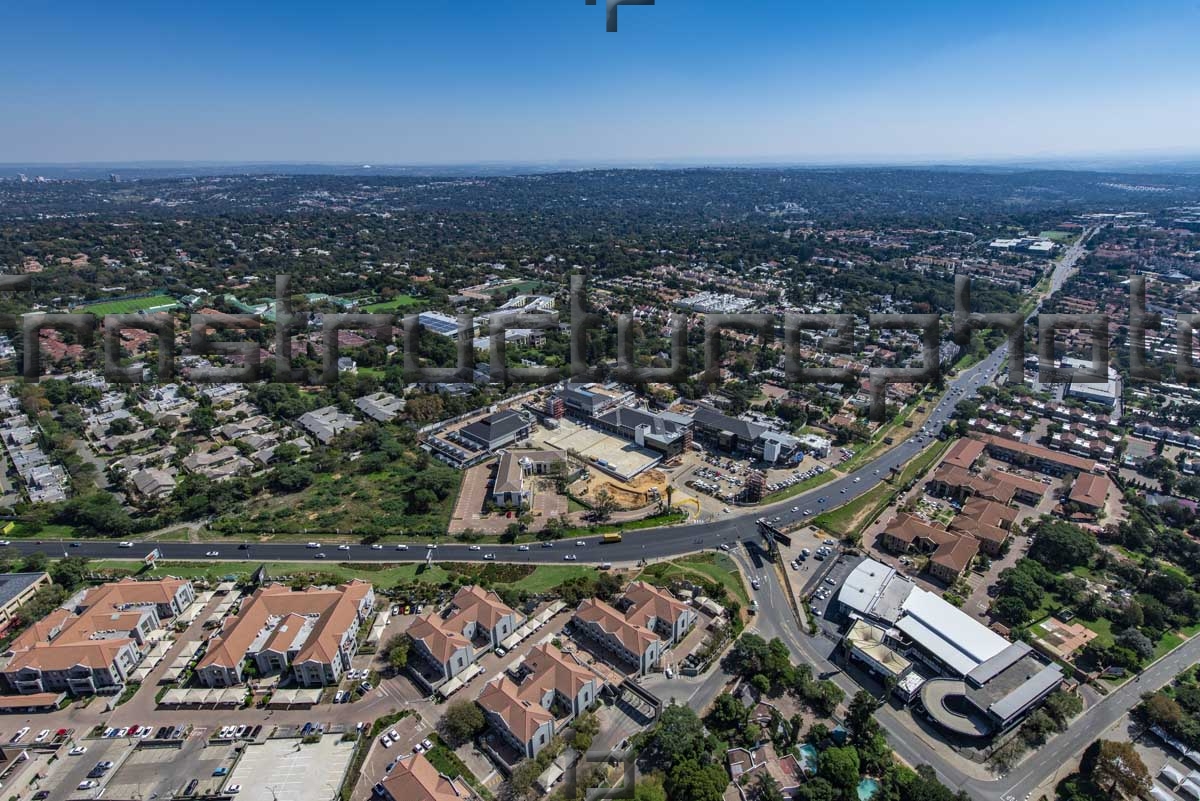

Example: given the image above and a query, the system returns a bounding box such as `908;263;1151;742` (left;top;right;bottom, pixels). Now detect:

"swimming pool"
857;778;880;801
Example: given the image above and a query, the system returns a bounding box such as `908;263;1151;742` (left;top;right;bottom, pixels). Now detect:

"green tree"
846;690;880;745
641;704;711;773
1027;520;1097;570
49;555;91;591
665;760;727;801
382;633;411;671
705;693;751;738
818;746;860;792
438;700;486;747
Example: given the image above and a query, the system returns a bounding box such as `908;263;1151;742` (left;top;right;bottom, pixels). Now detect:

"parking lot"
37;737;136;801
230;736;356;801
104;737;237;799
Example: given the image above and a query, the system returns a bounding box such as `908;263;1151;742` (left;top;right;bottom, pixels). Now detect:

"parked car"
69;745;88;756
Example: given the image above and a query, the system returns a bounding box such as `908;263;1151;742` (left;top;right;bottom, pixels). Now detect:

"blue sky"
2;0;1198;164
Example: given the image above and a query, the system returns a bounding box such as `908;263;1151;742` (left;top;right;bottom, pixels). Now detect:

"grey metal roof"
0;573;46;609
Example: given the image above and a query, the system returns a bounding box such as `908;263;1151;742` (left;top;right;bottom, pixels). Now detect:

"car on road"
518;545;530;551
825;577;836;585
751;578;761;590
306;542;321;548
564;554;578;561
118;541;134;548
78;781;100;790
427;543;438;549
853;476;861;483
227;786;241;794
70;745;88;755
791;506;799;512
468;545;482;551
396;544;409;550
205;550;220;557
371;544;383;550
314;552;326;559
338;544;351;551
32;792;49;801
541;541;554;548
213;767;229;777
575;540;586;546
483;553;496;560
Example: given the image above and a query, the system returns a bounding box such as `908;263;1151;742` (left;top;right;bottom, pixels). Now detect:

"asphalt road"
3;230;1106;799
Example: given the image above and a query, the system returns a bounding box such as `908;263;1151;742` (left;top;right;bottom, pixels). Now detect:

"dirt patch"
574;468;668;510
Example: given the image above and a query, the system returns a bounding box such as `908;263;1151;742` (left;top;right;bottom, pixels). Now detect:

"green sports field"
77;294;179;315
363;295;421;312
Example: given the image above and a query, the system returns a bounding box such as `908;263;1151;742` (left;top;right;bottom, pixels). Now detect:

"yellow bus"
602;532;623;544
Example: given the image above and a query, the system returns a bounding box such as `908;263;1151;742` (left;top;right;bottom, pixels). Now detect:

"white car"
468;545;482;551
564;554;577;561
306;542;321;549
483;553;496;560
70;745;88;755
371;544;383;550
227;785;241;794
0;540;10;546
35;728;50;742
518;545;530;551
314;553;326;559
381;735;393;748
574;540;586;546
338;544;351;551
396;544;409;551
11;726;29;742
205;550;220;557
389;729;400;740
118;541;134;548
791;506;800;512
78;780;100;790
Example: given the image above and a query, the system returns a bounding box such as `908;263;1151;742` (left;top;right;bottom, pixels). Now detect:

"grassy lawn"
1080;616;1115;648
638;552;749;606
813;439;951;538
84;559;604;597
503;565;596;593
762;469;837;503
1155;632;1185;659
7;522;80;539
76;294;179;315
362;295;421;312
87;559;455;585
1039;231;1077;243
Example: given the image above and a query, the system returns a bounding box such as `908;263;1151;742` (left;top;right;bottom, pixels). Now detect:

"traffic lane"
7;338;1001;567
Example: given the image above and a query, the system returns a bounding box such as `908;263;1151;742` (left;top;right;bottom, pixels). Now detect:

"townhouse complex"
195;579;374;688
0;577;195;697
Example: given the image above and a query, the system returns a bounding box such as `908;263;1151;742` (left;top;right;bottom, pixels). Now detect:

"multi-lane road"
4;231;1121;799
